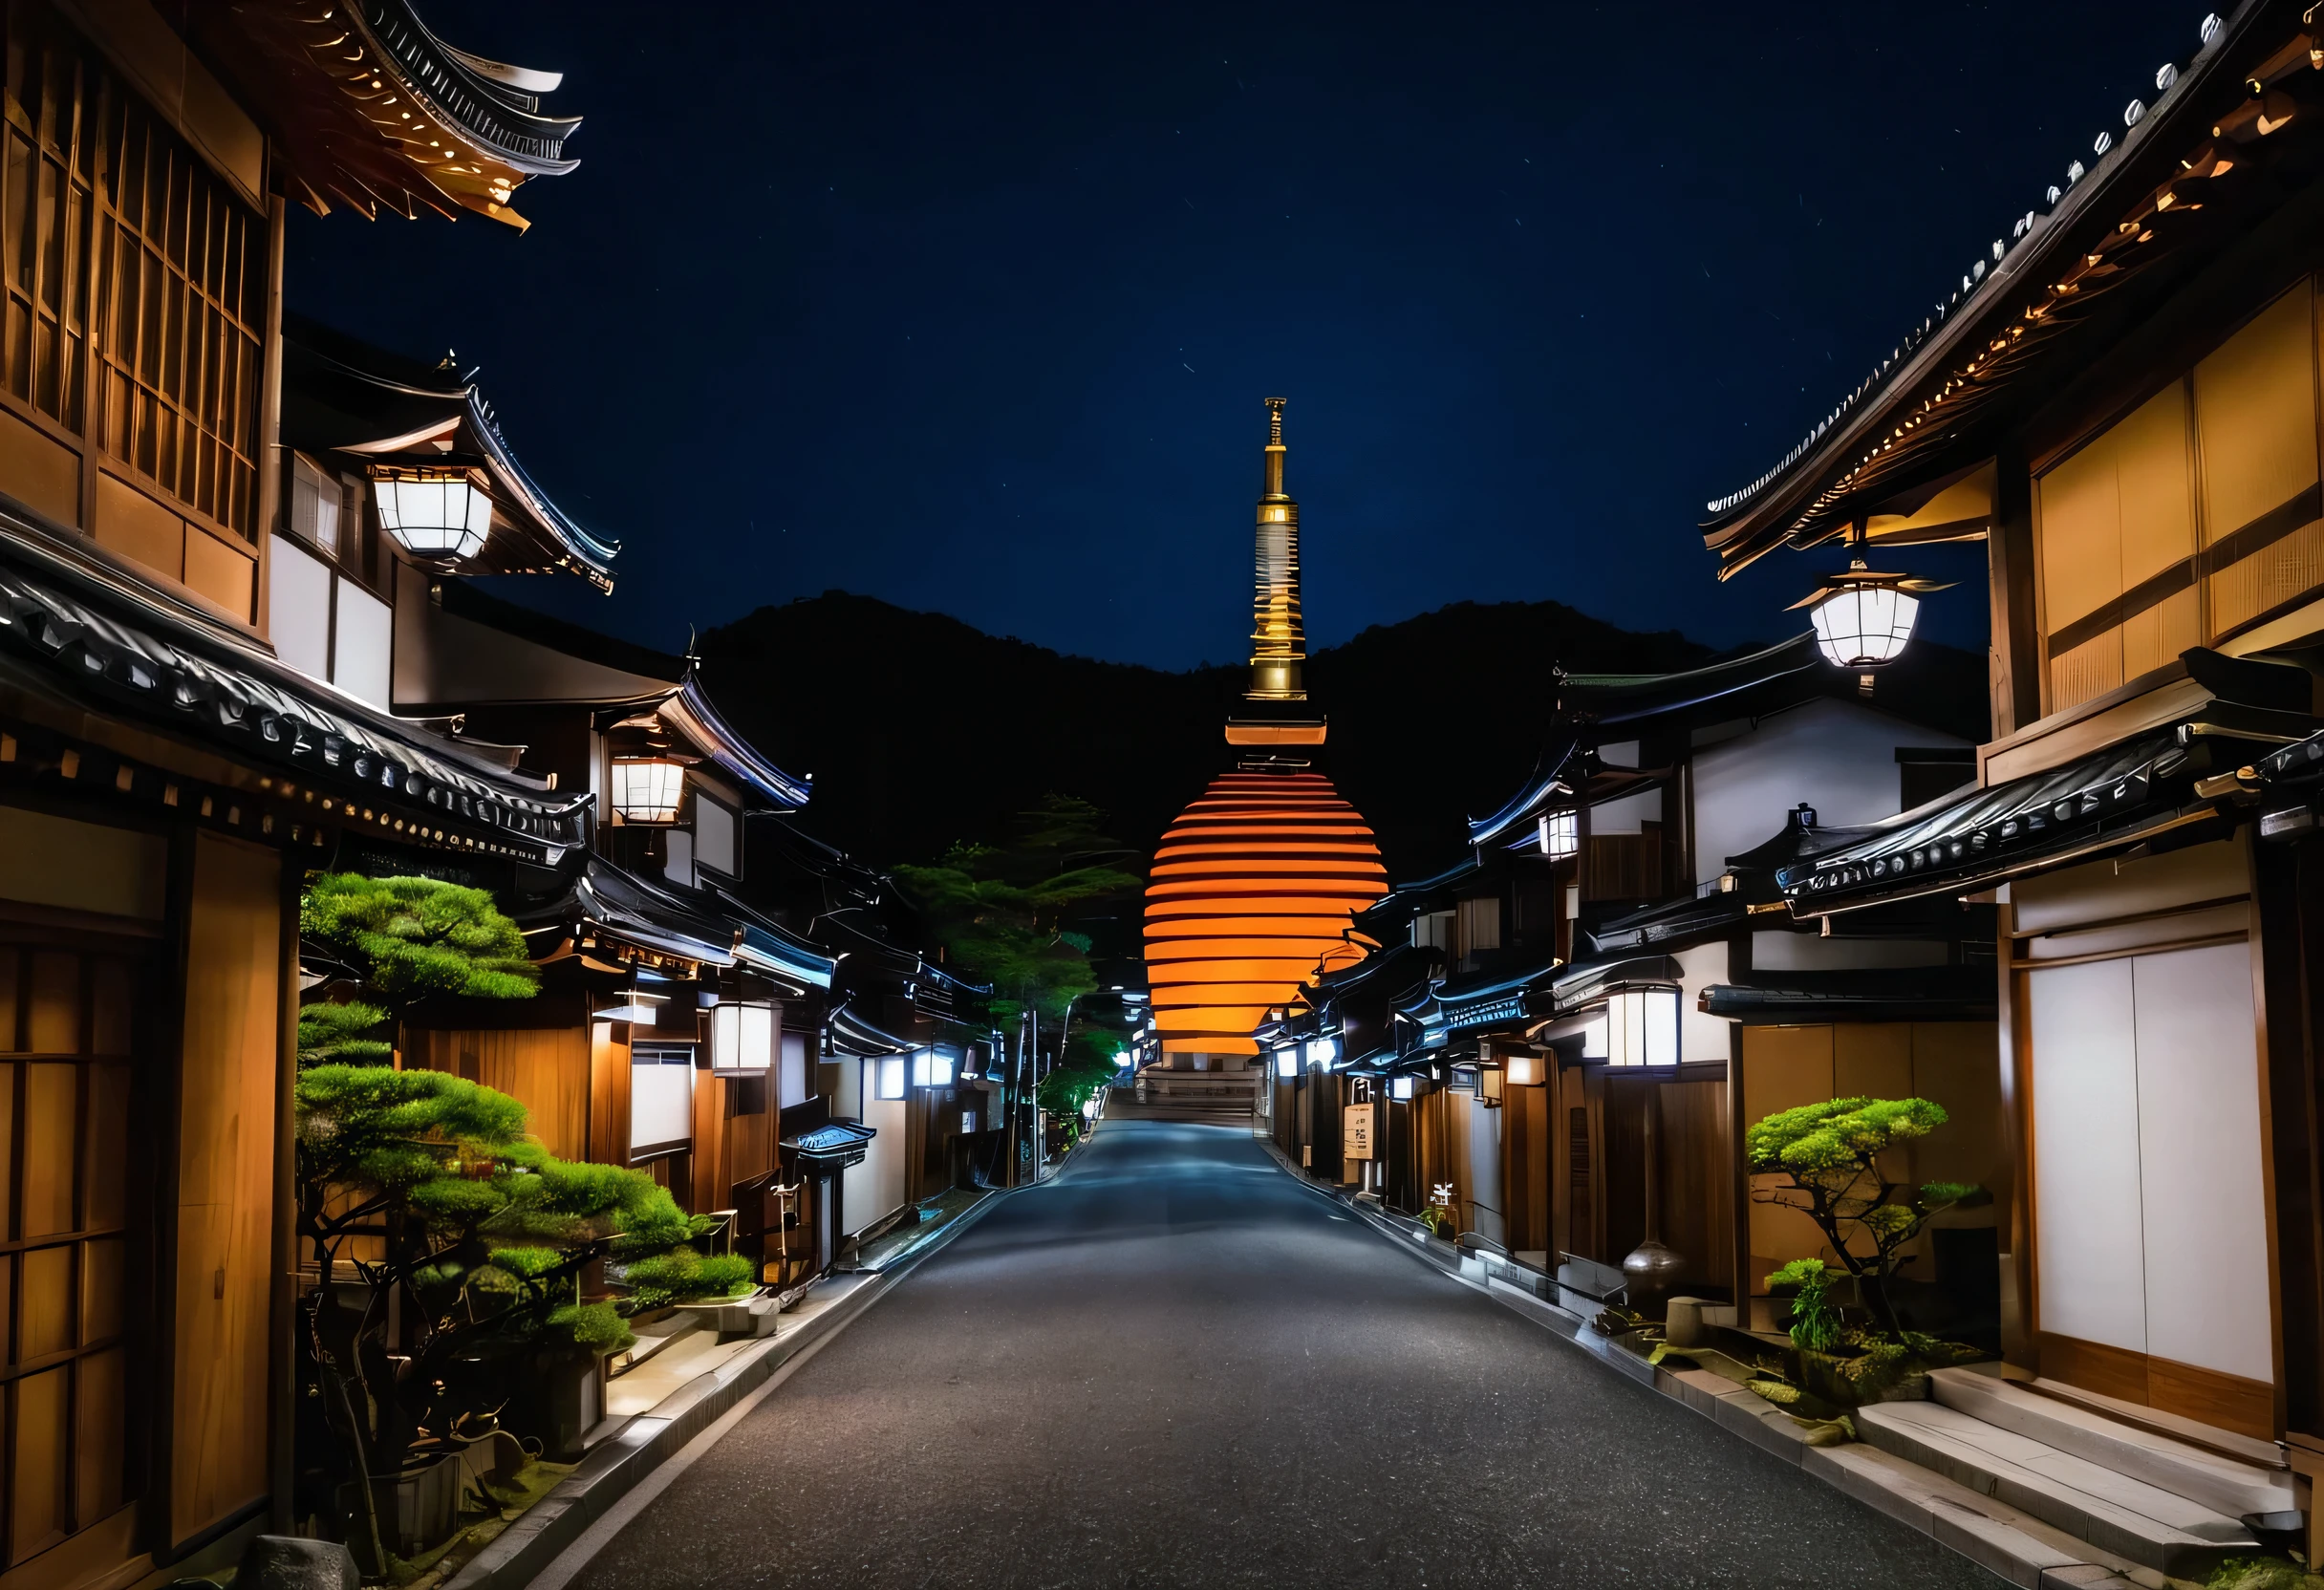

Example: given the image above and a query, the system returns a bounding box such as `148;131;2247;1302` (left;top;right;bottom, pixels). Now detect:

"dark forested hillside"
694;592;1716;882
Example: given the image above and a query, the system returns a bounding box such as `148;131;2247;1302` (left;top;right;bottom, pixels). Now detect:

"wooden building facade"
1705;0;2324;1456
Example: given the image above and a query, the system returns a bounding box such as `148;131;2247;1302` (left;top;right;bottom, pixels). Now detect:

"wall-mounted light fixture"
372;465;492;560
1537;809;1578;860
611;757;686;824
1389;1074;1416;1102
1477;1064;1505;1107
1275;1044;1300;1079
1604;986;1681;1067
1504;1050;1544;1087
710;999;773;1072
1305;1036;1338;1070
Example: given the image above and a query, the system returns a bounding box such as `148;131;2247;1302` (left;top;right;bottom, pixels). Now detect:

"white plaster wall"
1672;940;1732;1064
1690;697;1969;889
333;578;393;711
269;535;331;683
843;1093;910;1235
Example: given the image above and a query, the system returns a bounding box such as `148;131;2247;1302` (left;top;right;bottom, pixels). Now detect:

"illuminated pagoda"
1143;400;1388;1071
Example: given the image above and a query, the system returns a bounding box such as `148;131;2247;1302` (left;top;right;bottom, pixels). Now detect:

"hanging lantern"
1790;524;1951;680
610;757;686;823
372;466;493;560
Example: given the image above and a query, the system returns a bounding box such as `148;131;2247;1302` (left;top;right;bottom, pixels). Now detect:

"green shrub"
1748;1096;1989;1342
1767;1257;1843;1354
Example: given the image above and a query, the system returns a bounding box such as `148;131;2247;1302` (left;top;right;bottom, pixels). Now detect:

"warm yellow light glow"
1144;771;1387;1056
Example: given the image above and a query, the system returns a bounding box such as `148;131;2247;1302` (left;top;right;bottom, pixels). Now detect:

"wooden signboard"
1343;1101;1376;1160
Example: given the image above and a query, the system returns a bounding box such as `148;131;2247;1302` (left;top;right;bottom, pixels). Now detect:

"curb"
442;1187;1013;1590
1253;1139;2149;1590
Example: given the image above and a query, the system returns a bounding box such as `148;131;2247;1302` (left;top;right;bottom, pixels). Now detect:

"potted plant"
1747;1096;1990;1407
292;873;729;1573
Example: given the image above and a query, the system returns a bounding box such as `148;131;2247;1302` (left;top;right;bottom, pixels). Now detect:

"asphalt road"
566;1119;2002;1589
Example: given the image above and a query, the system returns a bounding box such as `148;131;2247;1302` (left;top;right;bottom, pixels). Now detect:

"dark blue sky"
289;1;2201;668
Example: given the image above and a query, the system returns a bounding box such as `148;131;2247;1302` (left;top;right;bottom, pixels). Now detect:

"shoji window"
93;77;264;538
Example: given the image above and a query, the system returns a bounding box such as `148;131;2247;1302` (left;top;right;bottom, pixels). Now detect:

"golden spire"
1247;397;1304;701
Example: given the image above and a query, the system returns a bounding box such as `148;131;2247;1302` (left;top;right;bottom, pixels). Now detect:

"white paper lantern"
611;757;685;824
372;467;493;560
1538;809;1579;860
1809;580;1921;669
1604;986;1680;1067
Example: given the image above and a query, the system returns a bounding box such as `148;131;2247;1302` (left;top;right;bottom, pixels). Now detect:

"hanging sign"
1343;1102;1376;1160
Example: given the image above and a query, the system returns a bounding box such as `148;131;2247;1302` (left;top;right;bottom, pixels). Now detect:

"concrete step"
1806;1440;2148;1590
1930;1366;2295;1526
1857;1399;2259;1578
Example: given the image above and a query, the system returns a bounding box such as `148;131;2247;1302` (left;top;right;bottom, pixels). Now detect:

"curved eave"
1466;736;1582;847
1696;1;2278;575
829;999;917;1057
467;398;619;586
736;925;835;991
354;0;582;176
668;679;811;809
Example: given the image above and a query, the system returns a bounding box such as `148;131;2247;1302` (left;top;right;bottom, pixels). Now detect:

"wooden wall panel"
1659;1076;1732;1299
411;1027;590;1161
692;1073;730;1216
171;834;280;1546
588;1022;630;1170
1740;1024;1835;1278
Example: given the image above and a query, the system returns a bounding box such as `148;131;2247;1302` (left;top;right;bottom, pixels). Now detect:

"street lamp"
372;465;493;560
1790;523;1950;687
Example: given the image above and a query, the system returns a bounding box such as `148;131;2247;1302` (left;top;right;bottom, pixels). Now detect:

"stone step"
1857;1399;2259;1578
1806;1441;2148;1589
1930;1366;2295;1525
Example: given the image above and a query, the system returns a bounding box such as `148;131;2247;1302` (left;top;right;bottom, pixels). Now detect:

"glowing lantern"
1603;986;1680;1067
1538;809;1578;860
372;466;493;560
1790;526;1950;676
611;757;685;824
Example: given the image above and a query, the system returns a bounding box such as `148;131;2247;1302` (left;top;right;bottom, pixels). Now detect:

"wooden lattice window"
0;940;146;1568
93;75;262;538
0;3;97;440
0;3;265;542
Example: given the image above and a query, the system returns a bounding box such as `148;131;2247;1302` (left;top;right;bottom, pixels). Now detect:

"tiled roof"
1702;5;2312;569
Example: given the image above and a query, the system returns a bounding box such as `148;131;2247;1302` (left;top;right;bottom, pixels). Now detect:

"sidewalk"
842;1186;991;1273
1252;1136;2159;1590
434;1185;1009;1590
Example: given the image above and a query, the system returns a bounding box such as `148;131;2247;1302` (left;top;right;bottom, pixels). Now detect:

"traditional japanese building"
0;4;586;1584
1701;0;2324;1558
1142;401;1388;1076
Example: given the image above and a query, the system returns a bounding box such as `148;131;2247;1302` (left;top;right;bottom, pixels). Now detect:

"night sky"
288;1;2203;670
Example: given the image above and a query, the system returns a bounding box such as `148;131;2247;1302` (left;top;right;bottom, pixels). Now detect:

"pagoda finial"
1247;397;1304;701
